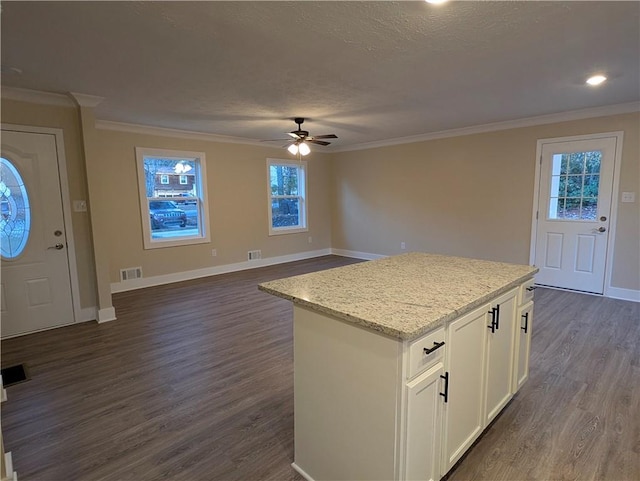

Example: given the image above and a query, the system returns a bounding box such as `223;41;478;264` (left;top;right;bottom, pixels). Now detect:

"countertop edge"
258;269;538;342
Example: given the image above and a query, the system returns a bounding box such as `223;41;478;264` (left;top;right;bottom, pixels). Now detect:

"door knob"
48;243;64;250
597;226;606;233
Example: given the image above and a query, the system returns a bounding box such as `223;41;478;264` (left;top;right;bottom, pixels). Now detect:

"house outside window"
136;147;210;249
267;158;307;235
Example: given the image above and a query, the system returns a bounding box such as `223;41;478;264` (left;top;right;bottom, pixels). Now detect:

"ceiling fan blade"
308;140;331;146
288;132;301;139
311;134;338;139
260;138;291;142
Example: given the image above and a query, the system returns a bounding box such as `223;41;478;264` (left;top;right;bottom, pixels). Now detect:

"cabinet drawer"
408;327;445;379
519;278;535;305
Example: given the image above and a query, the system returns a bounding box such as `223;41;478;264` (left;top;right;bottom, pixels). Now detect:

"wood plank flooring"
2;256;639;481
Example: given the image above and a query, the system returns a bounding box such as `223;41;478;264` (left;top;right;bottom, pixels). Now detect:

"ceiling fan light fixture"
288;143;299;155
586;74;607;86
298;142;311;156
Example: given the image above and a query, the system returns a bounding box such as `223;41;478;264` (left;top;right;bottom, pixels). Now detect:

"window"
136;147;210;249
1;157;31;259
267;158;307;235
179;175;188;185
548;151;601;220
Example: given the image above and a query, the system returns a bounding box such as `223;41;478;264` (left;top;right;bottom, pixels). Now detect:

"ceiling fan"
262;118;338;156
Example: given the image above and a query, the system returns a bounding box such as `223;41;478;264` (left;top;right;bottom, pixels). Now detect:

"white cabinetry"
404;362;444;481
513;300;533;391
441;304;487;472
483;288;517;425
291;282;533;481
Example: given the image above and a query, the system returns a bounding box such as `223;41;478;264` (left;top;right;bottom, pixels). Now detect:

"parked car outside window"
149;200;187;230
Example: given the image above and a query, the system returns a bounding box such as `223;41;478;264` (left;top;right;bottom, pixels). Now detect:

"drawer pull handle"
526;286;537;292
423;341;445;355
521;312;529;333
488;307;497;333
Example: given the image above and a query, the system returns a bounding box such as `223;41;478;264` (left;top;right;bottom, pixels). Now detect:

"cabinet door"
441;304;488;473
513;301;533;391
404;362;444;481
484;288;517;425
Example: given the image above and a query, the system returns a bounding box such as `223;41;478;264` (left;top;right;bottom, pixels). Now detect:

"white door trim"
1;123;83;324
530;131;624;298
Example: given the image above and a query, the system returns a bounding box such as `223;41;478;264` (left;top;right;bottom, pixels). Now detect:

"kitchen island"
259;253;538;481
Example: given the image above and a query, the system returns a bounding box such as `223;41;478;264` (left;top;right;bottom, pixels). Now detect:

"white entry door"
533;135;617;294
1;129;75;337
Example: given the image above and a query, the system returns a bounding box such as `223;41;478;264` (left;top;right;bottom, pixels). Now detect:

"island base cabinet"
441;304;488;474
513;301;533;391
292;306;400;481
403;362;444;481
483;288;517;425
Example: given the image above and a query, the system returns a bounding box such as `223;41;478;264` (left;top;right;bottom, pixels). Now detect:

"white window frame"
160;174;169;185
179;174;188;185
267;158;308;236
136;147;210;249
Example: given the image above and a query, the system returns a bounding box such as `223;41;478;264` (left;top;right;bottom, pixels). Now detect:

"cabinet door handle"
495;303;501;330
423;341;445;355
487;307;497;333
526;286;537;292
439;372;449;403
521;312;529;333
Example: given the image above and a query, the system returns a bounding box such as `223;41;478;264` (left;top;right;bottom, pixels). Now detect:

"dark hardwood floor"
2;256;639;481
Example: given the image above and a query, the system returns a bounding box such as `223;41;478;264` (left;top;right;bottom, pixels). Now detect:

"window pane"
565;175;583;198
148;199;192;239
568;153;585;174
583;175;600;198
559;154;569;175
270;165;298;196
549;197;560;219
585;151;601;174
271;198;300;227
1;158;31;259
580;198;598;220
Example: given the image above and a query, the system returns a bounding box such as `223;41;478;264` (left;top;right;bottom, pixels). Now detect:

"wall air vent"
248;250;262;261
120;267;143;281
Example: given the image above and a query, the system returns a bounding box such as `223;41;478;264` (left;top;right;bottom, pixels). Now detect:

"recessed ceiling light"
586;75;607;86
425;0;449;4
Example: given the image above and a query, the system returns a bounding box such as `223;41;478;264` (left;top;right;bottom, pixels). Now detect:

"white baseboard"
605;286;640;302
331;248;387;261
110;248;332;293
97;307;117;323
291;463;315;481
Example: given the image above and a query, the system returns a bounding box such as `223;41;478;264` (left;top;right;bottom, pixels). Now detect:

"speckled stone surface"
259;253;538;341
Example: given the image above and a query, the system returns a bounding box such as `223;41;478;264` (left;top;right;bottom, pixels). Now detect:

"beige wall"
331;112;640;291
1;98;97;309
90;129;333;282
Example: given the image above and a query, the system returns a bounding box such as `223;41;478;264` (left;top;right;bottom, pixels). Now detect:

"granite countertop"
259;252;538;341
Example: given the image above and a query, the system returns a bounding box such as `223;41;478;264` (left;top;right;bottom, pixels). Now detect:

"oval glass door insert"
1;157;31;259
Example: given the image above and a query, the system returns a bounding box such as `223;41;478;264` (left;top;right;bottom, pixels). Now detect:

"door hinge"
540;155;543;164
536;211;539;220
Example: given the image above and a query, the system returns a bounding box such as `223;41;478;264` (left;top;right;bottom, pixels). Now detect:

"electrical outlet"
308;236;313;244
401;242;406;250
621;192;635;203
211;249;217;257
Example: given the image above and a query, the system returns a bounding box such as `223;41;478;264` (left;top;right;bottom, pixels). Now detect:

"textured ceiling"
1;1;639;150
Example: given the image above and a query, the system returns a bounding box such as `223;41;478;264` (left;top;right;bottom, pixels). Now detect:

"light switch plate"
621;192;635;203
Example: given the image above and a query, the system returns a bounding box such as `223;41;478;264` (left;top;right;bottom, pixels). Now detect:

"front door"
1;129;75;337
533;135;617;294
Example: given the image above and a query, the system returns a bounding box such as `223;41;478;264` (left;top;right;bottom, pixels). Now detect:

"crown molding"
332;101;640;153
1;86;75;107
69;92;104;108
94;119;273;147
